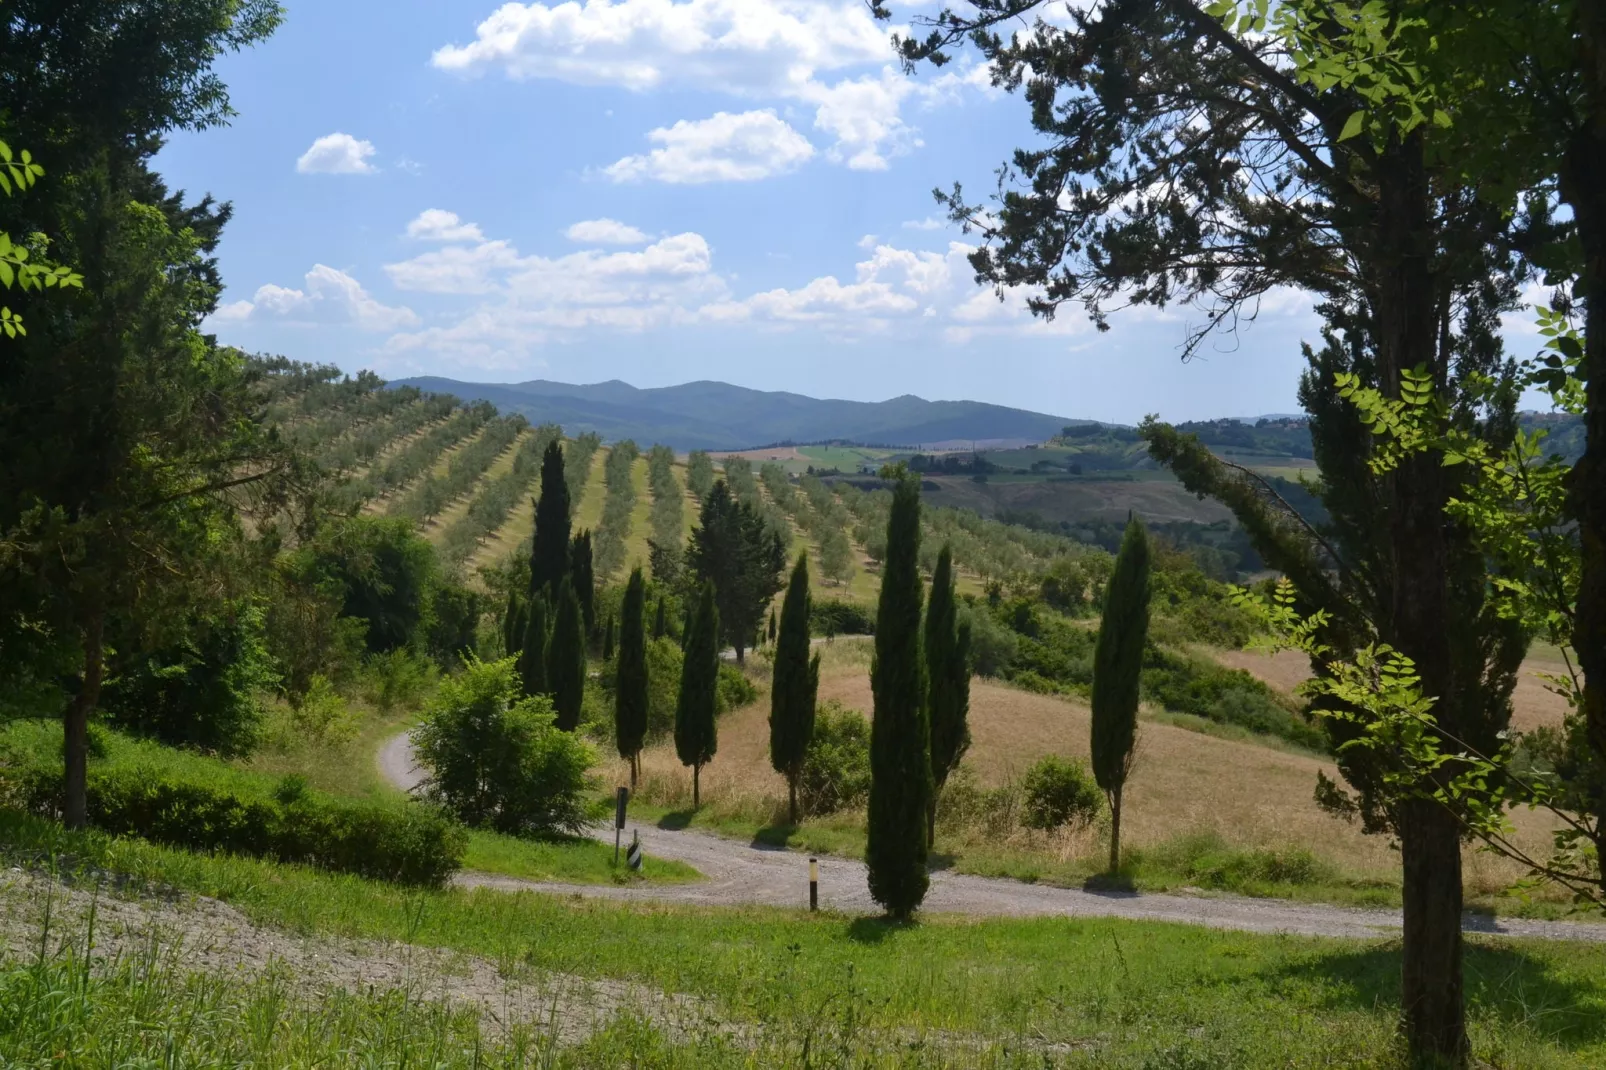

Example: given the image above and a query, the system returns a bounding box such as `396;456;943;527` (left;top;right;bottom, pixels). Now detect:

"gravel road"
379;731;1606;943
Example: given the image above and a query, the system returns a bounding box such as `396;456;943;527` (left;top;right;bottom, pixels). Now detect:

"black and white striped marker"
626;830;643;871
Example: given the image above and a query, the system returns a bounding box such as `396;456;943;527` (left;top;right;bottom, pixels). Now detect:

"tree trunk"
734;640;745;666
630;753;638;790
789;778;798;826
63;610;106;831
1108;785;1122;874
693;764;701;810
1399;798;1467;1066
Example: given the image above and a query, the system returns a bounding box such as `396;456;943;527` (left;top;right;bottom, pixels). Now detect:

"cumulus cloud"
565;218;649;244
406;209;486;242
212;265;418;330
603;110;814;183
296;133;378;174
431;0;991;174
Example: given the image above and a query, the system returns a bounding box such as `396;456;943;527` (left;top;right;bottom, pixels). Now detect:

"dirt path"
379;733;1606;943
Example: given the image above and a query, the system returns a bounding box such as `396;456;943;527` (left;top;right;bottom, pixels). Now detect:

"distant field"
925;473;1236;525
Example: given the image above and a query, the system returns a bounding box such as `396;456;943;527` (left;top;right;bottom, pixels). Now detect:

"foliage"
569;529;595;636
547;580;587;732
437;423;561;570
770;554;819;822
562;431;603;512
615;567;649;778
1020;755;1103;832
686;449;716;499
687;480;786;662
867;468;930;917
425;581;480;665
716;663;758;712
358;648;438;715
519;595;548;698
0;140;84;338
334;403;491;509
1092;517;1149;871
101;601;275;757
925;544;971;839
798;700;872;818
675;583;720;806
0;721;461;887
810;597;874;637
387;415;526;524
529;438;571;599
412;657;595;838
644;636;684;739
1142;647;1324;751
594;440;640;582
297;517;438;655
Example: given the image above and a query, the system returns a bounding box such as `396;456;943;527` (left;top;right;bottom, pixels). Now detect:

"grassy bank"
1;810;1602;1068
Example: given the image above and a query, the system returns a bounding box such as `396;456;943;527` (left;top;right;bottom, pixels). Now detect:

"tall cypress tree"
530;440;571;600
616;568;649;787
1091;516;1150;874
548;579;587;731
866;469;930;919
770;554;820;824
570;529;596;636
925;543;971;844
767;607;778;646
519;595;549;698
503;591;526;658
675;581;720;808
652;597;667;640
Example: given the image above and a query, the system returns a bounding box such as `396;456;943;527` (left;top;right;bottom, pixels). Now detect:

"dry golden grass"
1215;648;1572;732
707;446;807;464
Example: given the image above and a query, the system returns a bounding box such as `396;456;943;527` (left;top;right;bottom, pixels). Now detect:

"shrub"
413;657;597;837
809;598;874;637
716;663;759;712
1021;755;1104;832
1140;648;1323;750
965;607;1018;677
934;765;1021;838
0;722;463;887
798;701;871;817
268;674;357;748
360;649;439;713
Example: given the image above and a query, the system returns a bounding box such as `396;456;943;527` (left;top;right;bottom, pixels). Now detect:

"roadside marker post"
627;830;643;871
809;857;819;911
614;786;629;865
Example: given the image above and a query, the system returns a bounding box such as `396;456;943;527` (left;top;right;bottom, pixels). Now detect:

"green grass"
3;808;1604;1068
462;829;701;885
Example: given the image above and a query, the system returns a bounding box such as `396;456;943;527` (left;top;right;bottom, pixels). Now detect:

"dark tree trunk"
63;610;106;831
1399;798;1467;1065
1108;786;1122;875
693;764;701;810
789;778;798;826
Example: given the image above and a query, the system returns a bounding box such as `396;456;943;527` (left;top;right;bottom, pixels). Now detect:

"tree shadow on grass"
1081;872;1138;896
656;810;694;831
752;824;798;849
927;851;958;872
846;915;916;944
1264;941;1606;1049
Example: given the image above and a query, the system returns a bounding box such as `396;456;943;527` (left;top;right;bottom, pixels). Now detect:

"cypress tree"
1091;516;1150;874
570;529;596;636
925;543;971;844
652;597;667;640
616;568;649;787
548;579;587;731
767;607;778;646
602;614;616;661
866;469;930;919
530;440;571;599
503;591;526;658
519;595;549;698
675;581;720;808
770;554;820;824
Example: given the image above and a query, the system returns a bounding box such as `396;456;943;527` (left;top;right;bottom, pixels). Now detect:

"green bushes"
593;440;640;582
810;598;874;636
0;722;463;887
717;662;759;711
1020;756;1104;832
1140;649;1323;750
389;414;527;524
799;701;871;817
413;657;597;837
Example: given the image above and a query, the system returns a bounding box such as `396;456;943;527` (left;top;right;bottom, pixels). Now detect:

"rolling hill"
387;377;1082;451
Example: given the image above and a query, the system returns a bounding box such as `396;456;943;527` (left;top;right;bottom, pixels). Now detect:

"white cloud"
406;209;486;242
902;216;946;230
385;240;523;294
296;133;378;174
431;1;994;174
603;110;814;183
214;265;418;330
565;218;649;244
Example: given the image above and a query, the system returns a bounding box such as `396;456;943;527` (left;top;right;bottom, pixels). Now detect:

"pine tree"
530;440;572;600
503;591;526;658
652;597;667;640
770;554;820;824
1091;516;1150;874
675;581;720;808
866;469;930;919
548;579;587;731
616;568;649;787
519;596;549;698
570;529;596;636
925;543;971;844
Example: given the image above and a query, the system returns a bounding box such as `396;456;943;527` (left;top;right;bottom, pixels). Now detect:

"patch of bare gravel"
0;868;728;1047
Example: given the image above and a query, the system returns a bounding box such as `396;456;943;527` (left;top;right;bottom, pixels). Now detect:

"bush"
360;649;439;713
934;765;1021;837
0;722;463;887
1021;755;1104;832
1133;831;1335;891
265;674;357;748
965;607;1018;678
426;581;482;663
809;598;874;637
1140;648;1324;749
716;663;759;712
798;701;871;817
413;657;597;837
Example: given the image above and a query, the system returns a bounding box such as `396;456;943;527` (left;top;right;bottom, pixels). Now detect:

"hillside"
388;377;1081;451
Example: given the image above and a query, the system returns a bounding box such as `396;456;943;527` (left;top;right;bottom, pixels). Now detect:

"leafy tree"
675;581;720;807
616;568;649;787
426;581;480;666
1091;518;1150;873
303;518;437;655
820;526;856;587
866;469;930;919
925;543;971;843
570;529;595;635
687;480;785;664
519;596;548;699
414;656;595;837
0;141;82;338
770;554;820;824
686;449;716;499
547;580;586;732
529;440;570;599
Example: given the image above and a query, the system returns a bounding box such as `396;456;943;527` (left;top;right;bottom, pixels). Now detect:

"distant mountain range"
389;377;1085;451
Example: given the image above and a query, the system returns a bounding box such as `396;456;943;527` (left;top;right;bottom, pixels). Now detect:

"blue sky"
156;0;1532;425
